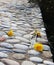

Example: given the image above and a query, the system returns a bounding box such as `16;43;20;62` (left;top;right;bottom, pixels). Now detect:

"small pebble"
1;59;19;65
43;45;50;51
13;53;25;60
15;36;30;42
42;51;52;58
0;42;13;49
14;44;28;50
22;61;35;65
13;49;26;54
6;39;20;43
43;60;54;65
28;50;40;56
0;62;5;65
0;52;8;58
0;37;6;42
29;57;43;63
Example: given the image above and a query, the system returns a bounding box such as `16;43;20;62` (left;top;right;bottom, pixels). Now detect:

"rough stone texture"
0;52;8;58
42;51;52;58
1;59;20;65
22;61;35;65
0;0;53;65
29;57;43;63
0;62;5;65
13;54;25;60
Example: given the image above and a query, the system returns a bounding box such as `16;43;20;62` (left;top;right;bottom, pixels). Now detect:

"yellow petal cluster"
33;42;43;52
34;30;41;37
7;29;14;36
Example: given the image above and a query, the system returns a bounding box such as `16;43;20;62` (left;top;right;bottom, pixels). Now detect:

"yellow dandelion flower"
34;30;41;37
33;42;43;52
7;29;14;37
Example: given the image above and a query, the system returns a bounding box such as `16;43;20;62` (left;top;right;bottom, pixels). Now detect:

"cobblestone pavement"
0;1;54;65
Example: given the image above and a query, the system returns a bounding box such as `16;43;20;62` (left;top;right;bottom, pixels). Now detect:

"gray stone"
28;50;40;56
17;27;26;31
2;28;10;31
43;60;54;65
13;49;26;54
15;36;30;42
1;22;10;26
4;12;12;18
1;17;10;22
11;23;17;27
37;38;48;43
23;34;33;39
0;37;6;42
22;61;35;65
42;51;52;58
29;57;43;63
13;54;25;60
6;39;20;43
0;27;3;29
30;31;35;35
14;44;29;50
41;28;46;31
17;22;24;25
0;0;48;63
24;24;31;27
40;32;46;36
30;38;36;45
0;48;13;53
1;23;10;27
2;35;9;39
0;52;8;58
37;64;44;65
17;30;27;34
14;32;23;36
0;62;5;65
11;26;17;29
0;42;13;48
1;59;19;65
43;45;50;51
0;32;5;36
21;42;30;46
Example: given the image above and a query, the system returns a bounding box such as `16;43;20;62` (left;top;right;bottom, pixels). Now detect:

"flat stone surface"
42;51;52;58
37;64;44;65
0;37;6;42
23;34;33;39
0;52;8;58
22;61;35;65
13;49;26;54
28;50;40;56
17;30;27;34
0;48;13;52
43;45;50;51
37;38;48;43
14;44;29;50
0;62;5;65
2;35;9;39
43;60;54;65
6;39;20;43
29;57;43;63
15;36;30;42
21;42;30;46
0;42;13;48
0;0;52;65
1;59;20;65
13;54;25;60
